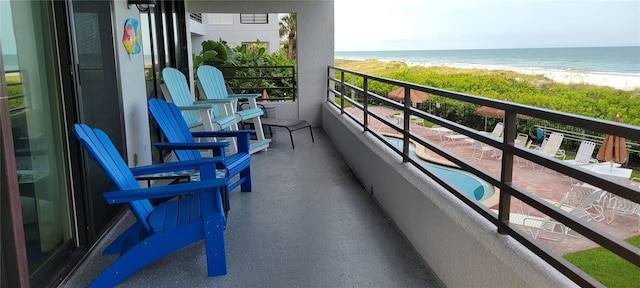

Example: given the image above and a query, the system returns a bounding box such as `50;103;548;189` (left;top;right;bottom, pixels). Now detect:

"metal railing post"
498;112;517;234
339;71;345;114
363;76;369;133
402;86;411;163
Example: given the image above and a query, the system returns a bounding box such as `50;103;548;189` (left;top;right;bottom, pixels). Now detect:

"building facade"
190;13;281;55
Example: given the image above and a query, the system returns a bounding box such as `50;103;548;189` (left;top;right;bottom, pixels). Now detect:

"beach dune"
407;61;640;91
510;68;640;91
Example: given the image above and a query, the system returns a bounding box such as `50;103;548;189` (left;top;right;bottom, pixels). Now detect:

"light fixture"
127;0;156;12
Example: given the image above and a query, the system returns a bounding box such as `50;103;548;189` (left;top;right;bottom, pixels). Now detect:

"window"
240;14;268;24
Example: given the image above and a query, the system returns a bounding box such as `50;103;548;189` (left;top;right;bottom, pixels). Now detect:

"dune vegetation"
334;59;640;127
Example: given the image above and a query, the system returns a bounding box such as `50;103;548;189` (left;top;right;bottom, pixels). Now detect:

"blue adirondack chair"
161;67;241;152
148;98;253;209
196;65;271;154
73;124;230;287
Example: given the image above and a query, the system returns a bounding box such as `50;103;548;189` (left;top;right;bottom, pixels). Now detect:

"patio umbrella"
475;106;531;131
387;87;429;107
596;114;628;164
476;106;531;119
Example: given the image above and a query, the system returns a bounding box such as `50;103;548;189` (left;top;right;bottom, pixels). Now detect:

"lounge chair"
606;196;640;231
530;132;565;171
516;140;535;167
606;178;640;231
432;126;455;141
564;183;602;208
515;133;528;148
196;65;271;154
488;122;504;138
72;124;230;287
520;189;606;241
148;98;253;210
471;140;495;160
563;140;597;166
161;67;240;152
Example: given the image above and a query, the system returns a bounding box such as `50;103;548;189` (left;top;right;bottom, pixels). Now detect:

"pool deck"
347;106;639;255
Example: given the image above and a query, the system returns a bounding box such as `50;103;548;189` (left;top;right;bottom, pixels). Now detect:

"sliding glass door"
1;0;74;285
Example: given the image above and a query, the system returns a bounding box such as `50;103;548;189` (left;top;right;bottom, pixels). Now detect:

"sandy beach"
406;61;640;91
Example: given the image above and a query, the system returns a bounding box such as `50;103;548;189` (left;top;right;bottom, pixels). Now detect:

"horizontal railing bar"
221;65;296;69
226;76;294;80
234;86;295;90
328;66;640;142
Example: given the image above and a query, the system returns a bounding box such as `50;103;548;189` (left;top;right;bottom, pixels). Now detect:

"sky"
2;0;639;54
335;0;640;51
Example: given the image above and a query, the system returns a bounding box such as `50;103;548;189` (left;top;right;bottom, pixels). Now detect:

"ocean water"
335;46;640;75
6;47;639;74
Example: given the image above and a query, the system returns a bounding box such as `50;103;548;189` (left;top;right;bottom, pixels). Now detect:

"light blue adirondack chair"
196;65;271;154
73;123;230;287
161;67;240;152
148;98;254;210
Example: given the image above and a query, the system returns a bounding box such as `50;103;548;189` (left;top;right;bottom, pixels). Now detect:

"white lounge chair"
530;132;565;171
471;140;495;160
497;209;568;242
606;178;640;231
564;183;602;208
607;196;640;231
515;133;528;148
563;140;597;166
490;122;504;137
519;189;606;241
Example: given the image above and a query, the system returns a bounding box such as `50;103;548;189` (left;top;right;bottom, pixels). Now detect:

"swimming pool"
385;136;495;201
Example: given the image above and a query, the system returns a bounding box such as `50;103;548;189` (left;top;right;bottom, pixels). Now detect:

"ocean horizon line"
334;46;640;76
335;45;640;53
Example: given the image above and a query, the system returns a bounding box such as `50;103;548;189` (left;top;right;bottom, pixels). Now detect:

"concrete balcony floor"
61;127;444;287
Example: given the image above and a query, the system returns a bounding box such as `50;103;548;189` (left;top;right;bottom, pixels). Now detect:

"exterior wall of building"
186;1;334;126
192;13;280;55
113;1;152;168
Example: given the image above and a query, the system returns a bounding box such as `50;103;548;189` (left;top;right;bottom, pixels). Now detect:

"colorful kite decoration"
122;18;142;57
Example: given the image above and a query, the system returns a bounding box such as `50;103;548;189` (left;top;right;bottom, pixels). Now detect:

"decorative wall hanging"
122;18;142;58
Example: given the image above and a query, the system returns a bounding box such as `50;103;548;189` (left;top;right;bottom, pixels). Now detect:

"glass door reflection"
2;0;73;276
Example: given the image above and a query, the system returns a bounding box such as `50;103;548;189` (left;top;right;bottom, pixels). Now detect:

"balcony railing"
327;66;640;287
221;65;297;102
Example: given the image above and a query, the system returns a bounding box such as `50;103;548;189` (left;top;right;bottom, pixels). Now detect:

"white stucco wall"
113;1;152;168
192;13;280;55
321;103;578;288
186;0;334;127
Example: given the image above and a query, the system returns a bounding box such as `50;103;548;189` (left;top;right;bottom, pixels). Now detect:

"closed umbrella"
596;114;628;164
387;87;429;107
